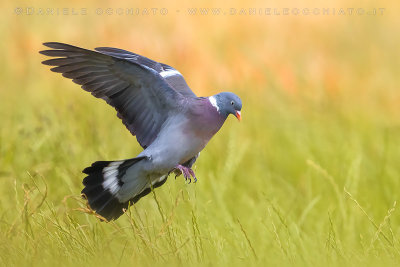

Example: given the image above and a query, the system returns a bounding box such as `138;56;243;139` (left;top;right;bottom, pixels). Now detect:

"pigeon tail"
81;156;156;221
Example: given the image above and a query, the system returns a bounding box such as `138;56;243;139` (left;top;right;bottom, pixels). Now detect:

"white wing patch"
208;96;220;112
160;69;181;78
102;161;123;195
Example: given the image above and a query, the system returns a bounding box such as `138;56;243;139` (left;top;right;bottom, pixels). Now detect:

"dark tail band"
81;157;147;221
81;156;169;221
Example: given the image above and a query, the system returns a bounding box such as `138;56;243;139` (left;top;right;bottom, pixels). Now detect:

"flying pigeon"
40;42;242;221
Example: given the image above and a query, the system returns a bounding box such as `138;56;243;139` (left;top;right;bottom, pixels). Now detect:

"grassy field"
1;0;400;266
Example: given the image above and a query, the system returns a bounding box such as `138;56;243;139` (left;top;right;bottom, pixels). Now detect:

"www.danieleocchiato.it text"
14;7;386;16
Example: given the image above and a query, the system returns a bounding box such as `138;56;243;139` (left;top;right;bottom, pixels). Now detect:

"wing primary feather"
41;42;185;149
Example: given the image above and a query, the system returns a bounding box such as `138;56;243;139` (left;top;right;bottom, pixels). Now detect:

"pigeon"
40;42;242;221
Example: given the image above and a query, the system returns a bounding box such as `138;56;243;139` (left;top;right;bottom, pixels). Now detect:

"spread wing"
94;46;197;98
40;42;189;148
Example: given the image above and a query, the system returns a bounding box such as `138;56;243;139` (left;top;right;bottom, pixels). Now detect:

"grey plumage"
40;42;242;221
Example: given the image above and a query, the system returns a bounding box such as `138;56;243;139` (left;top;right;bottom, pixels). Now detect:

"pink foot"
174;164;197;183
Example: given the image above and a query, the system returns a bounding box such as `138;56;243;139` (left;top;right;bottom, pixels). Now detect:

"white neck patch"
208;96;220;112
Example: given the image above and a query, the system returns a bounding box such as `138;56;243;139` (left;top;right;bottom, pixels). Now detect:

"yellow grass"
1;0;400;266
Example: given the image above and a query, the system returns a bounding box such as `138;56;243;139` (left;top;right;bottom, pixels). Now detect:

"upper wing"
94;46;197;98
40;42;186;148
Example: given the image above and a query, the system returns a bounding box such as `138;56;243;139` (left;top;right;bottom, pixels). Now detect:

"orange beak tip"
235;111;242;121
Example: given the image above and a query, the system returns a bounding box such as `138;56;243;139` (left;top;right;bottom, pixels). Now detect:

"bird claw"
174;165;197;183
188;168;197;183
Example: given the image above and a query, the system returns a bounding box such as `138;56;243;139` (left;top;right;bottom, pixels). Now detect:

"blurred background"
1;0;399;266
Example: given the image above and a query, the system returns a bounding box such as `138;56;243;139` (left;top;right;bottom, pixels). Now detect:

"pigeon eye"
231;101;234;106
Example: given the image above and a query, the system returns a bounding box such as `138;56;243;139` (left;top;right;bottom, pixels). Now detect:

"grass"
1;0;400;266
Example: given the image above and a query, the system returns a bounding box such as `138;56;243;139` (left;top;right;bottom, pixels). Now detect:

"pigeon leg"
174;165;197;183
188;169;197;183
174;164;190;182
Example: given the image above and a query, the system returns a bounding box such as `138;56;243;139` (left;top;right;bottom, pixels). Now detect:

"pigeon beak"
235;111;242;121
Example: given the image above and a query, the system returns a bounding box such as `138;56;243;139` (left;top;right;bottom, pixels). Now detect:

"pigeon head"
210;92;242;121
